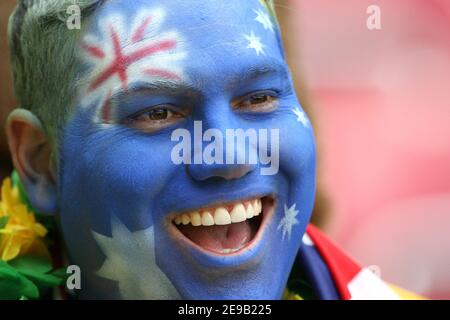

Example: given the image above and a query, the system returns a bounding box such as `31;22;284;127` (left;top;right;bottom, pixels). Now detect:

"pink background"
287;0;450;298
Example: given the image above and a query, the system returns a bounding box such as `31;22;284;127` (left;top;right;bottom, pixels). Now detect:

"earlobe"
5;109;58;215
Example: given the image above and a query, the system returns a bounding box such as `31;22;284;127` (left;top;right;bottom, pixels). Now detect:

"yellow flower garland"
0;178;49;261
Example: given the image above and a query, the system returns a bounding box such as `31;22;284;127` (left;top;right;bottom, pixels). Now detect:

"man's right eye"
124;105;185;132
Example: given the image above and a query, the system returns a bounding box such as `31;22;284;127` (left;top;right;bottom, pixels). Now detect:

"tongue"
178;221;254;253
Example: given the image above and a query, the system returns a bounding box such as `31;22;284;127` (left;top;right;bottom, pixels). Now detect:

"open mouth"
171;196;274;255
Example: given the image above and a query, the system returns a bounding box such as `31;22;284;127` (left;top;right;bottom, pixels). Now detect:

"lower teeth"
220;247;243;254
176;216;262;254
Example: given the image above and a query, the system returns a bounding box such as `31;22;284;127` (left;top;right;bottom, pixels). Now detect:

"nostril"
187;162;256;181
221;164;255;180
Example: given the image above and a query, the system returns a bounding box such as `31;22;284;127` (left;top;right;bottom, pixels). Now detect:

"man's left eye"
234;92;279;112
124;105;185;132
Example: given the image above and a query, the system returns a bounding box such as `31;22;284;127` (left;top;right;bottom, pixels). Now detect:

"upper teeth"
173;198;262;226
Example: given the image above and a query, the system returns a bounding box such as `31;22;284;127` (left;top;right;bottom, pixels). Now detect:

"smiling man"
3;0;421;300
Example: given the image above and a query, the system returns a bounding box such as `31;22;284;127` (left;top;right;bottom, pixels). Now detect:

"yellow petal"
2;179;15;209
2;235;21;261
25;238;51;260
33;223;48;237
0;176;52;261
14;205;30;222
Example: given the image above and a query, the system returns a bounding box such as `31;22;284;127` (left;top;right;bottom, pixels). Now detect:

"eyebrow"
112;80;195;97
237;60;290;83
102;59;291;122
111;58;290;95
109;57;290;98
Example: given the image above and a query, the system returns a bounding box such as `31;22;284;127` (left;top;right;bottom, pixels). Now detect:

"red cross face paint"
80;8;186;123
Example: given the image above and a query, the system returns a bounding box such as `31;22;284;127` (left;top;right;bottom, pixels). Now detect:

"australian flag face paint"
59;0;316;299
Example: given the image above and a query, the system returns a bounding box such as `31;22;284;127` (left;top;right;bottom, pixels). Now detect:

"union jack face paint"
80;8;186;123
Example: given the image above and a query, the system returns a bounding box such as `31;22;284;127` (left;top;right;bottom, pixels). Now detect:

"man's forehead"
76;0;285;114
85;0;282;56
92;0;272;25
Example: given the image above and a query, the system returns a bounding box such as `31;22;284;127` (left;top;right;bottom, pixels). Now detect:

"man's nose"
186;119;257;181
188;161;255;181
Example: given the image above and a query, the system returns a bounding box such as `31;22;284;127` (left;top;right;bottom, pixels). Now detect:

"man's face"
59;0;316;299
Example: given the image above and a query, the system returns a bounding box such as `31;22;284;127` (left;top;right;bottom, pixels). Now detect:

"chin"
154;191;305;300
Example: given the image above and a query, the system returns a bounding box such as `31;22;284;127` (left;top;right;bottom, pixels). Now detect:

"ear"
6;109;58;215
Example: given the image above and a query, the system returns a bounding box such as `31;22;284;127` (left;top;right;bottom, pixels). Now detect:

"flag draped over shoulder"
286;224;426;300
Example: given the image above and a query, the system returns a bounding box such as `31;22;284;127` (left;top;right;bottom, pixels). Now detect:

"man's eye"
235;92;279;112
125;105;184;132
138;108;170;121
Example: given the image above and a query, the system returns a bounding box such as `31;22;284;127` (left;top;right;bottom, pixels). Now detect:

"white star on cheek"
277;203;300;241
292;108;310;127
92;216;180;299
254;9;274;33
244;31;265;56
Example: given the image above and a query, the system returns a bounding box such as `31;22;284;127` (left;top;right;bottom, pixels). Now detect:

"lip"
166;194;276;258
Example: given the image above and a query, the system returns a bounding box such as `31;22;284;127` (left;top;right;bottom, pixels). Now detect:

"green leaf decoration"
2;172;65;299
51;267;69;279
9;256;52;274
0;261;39;300
21;271;64;289
9;256;65;289
0;216;9;229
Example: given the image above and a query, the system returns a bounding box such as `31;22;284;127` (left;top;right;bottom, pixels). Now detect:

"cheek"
60;127;177;230
87;137;173;197
278;112;317;224
277;111;316;181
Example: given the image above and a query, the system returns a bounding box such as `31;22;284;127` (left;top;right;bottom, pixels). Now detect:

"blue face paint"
59;0;316;299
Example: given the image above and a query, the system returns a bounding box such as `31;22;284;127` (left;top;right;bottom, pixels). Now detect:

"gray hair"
8;0;102;146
